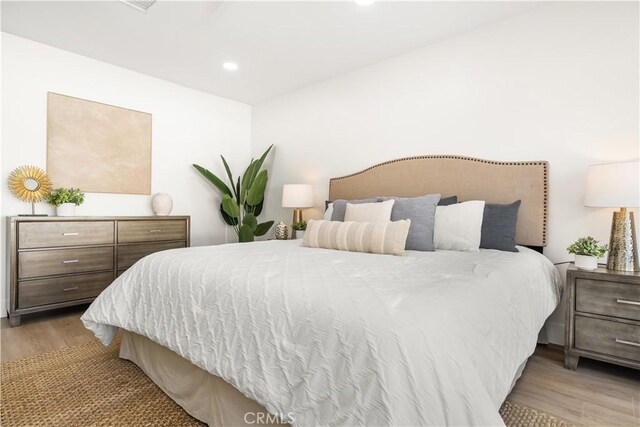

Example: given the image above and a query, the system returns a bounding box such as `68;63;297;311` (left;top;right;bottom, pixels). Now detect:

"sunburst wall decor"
8;165;53;215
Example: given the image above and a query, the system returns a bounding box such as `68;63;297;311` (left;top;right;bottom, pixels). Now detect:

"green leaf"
238;224;255;242
240;160;257;204
235;177;241;204
254;221;274;237
250;145;273;184
244;145;274;192
220;156;237;199
246;160;260;189
220;203;238;226
242;159;256;186
242;213;258;232
221;194;240;219
246;170;268;206
193;164;232;197
245;199;263;217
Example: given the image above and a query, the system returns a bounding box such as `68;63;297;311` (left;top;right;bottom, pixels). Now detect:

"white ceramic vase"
57;203;76;217
295;230;305;240
152;193;173;216
574;254;598;270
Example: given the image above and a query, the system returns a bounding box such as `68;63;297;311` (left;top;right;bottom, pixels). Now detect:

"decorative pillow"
302;219;411;256
330;198;378;221
438;195;458;206
480;200;521;252
434;201;485;251
324;202;334;221
378;194;441;251
344;199;395;222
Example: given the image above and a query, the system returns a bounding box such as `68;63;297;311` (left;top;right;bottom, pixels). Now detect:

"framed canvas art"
47;92;152;195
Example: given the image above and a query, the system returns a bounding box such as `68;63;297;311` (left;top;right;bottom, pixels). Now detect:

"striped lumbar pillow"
302;219;411;256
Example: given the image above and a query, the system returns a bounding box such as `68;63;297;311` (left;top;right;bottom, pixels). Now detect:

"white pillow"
324;203;334;220
344;199;394;222
434;201;485;251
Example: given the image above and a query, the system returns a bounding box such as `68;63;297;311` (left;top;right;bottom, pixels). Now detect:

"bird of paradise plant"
193;145;274;242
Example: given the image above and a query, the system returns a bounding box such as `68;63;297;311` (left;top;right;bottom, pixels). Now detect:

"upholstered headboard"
328;155;548;247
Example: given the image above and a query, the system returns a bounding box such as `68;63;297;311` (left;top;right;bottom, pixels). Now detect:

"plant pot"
295;230;305;240
56;203;76;217
575;254;598;270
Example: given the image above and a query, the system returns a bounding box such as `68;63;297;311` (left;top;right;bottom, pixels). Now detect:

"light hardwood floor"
2;307;639;426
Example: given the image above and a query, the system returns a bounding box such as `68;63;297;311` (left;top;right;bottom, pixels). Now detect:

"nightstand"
564;264;640;370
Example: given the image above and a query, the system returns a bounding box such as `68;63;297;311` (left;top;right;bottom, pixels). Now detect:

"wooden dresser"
564;264;640;370
6;216;190;326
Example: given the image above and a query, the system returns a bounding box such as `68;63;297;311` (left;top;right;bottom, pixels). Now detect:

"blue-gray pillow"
330;198;379;221
379;194;441;251
439;195;457;206
480;200;521;252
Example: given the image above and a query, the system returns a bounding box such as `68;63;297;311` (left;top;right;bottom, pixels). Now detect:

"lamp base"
292;209;303;225
607;208;639;272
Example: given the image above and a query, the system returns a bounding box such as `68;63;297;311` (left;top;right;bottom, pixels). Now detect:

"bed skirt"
120;330;527;426
119;331;288;426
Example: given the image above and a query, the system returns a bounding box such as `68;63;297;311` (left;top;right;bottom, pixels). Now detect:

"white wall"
1;34;252;314
252;2;640;344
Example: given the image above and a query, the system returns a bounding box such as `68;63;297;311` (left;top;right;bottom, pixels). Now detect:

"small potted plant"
567;236;607;270
47;188;85;217
292;221;307;239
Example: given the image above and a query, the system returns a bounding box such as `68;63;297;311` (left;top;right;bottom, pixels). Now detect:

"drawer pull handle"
148;229;162;233
615;338;640;348
62;259;79;264
61;287;80;292
616;299;640;306
62;232;79;236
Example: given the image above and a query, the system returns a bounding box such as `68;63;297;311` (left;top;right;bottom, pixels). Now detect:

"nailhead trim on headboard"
329;155;549;246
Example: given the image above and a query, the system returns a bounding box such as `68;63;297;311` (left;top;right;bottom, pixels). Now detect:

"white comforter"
82;240;561;426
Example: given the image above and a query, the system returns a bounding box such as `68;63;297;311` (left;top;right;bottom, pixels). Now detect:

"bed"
82;156;562;426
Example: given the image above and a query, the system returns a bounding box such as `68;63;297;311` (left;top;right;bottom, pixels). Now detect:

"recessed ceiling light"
355;0;375;5
223;62;239;71
120;0;157;12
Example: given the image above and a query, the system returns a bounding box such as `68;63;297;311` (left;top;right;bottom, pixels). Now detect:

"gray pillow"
480;200;521;252
379;194;441;251
330;198;379;221
438;195;457;206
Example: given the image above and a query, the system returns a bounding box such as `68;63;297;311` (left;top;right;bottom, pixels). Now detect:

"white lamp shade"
584;161;640;208
282;184;314;208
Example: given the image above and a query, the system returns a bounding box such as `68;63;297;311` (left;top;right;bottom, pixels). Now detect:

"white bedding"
82;240;561;426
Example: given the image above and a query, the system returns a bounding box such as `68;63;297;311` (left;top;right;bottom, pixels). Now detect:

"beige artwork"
47;92;152;195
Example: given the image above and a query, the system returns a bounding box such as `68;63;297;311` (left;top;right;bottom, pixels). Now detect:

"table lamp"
584;161;640;271
282;184;314;224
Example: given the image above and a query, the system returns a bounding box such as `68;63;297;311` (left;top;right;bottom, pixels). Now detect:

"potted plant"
292;221;307;239
46;188;85;217
567;236;607;270
193;145;275;243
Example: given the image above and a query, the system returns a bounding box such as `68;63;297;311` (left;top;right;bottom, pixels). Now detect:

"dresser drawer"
18;221;114;249
576;278;640;321
575;316;640;362
117;241;186;270
117;220;187;243
18;247;114;279
18;272;114;308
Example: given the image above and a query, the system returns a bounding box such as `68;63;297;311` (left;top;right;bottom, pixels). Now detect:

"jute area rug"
1;337;571;426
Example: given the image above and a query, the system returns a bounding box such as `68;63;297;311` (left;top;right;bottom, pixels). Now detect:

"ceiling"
1;1;537;104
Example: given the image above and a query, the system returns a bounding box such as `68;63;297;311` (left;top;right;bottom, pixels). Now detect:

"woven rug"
1;338;570;426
